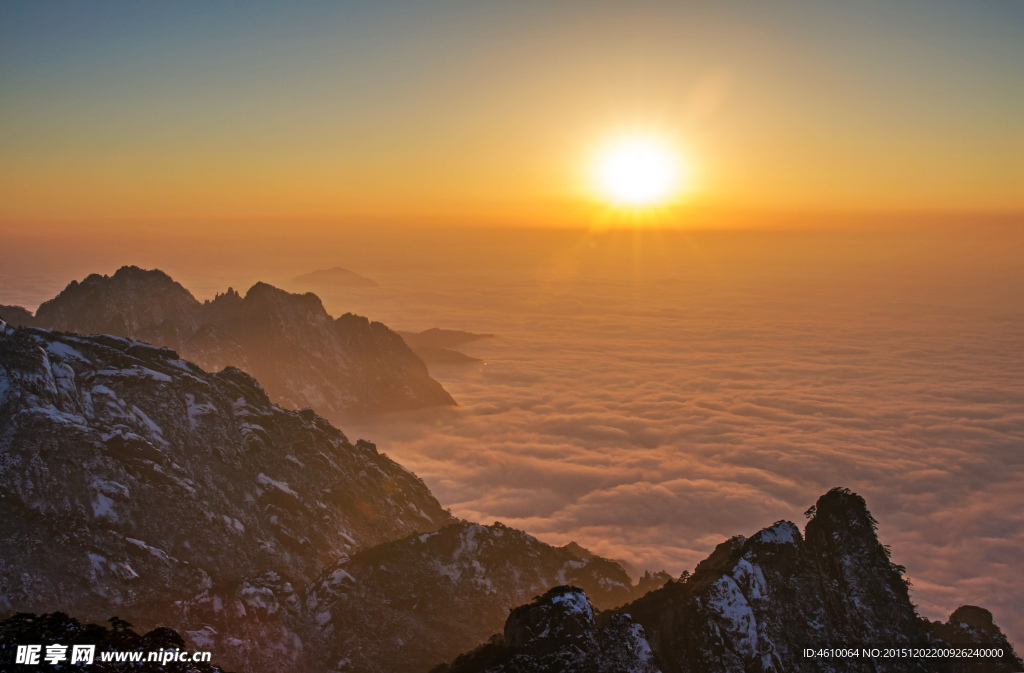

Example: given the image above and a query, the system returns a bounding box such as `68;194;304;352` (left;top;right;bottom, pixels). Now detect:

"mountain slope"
0;321;453;638
188;282;454;417
302;522;638;673
27;266;454;419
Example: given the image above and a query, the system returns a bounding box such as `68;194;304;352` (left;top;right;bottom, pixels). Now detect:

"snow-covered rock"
304;522;638;673
435;586;660;673
0;322;453;667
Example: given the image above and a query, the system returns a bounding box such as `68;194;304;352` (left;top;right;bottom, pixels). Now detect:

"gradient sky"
1;0;1021;230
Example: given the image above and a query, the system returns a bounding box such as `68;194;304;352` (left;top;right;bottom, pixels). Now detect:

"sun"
594;135;685;207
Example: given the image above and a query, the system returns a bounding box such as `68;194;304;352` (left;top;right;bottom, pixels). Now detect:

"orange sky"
1;2;1021;232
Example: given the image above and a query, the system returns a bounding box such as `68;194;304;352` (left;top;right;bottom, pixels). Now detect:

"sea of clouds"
330;226;1024;645
3;225;1022;644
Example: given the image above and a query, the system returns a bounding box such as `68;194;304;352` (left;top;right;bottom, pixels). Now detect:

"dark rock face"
303;522;639;673
29;266;455;419
0;322;452;663
0;306;36;328
170;570;306;673
433;586;660;673
926;606;1023;673
0;612;229;672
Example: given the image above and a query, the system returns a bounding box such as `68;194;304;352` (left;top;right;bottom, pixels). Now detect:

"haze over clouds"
2;224;1022;642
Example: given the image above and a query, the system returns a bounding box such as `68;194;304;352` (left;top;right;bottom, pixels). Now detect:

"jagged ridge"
436;489;1022;673
19;266;454;419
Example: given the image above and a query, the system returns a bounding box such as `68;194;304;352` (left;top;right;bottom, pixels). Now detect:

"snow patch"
96;366;172;382
91;493;117;521
45;341;87;361
257;473;298;497
186;626;218;650
125;537;169;563
708;575;758;657
185;394;218;430
550;589;594;620
131;405;168;446
752;521;800;546
110;561;139;580
731;559;767;600
20;405;87;427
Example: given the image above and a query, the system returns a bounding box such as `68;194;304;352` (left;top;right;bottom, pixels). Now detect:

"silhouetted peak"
804;486;879;540
561;541;595;560
0;304;35;327
202;286;244;314
292;266;378;288
110;265;176;283
927;605;1023;668
692;535;746;579
243;282;328;316
32;267;200;348
336;312;372;329
505;586;595;655
212;286;242;302
46;265;192;300
949;605;997;631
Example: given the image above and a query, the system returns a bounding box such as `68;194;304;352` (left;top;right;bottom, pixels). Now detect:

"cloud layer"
4;226;1022;645
335;227;1024;645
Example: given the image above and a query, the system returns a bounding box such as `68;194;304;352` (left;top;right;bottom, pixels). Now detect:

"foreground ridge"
435;488;1022;673
0;612;229;672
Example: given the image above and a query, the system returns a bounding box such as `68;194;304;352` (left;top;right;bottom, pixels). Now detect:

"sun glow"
594;135;685;207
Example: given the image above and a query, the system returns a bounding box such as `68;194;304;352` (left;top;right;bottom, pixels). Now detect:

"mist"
3;222;1022;643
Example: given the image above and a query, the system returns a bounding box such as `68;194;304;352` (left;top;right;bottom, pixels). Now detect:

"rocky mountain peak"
949;606;999;632
560;541;594;560
33;265;201;348
505;586;597;656
433;585;659;673
240;282;330;321
804;486;878;538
